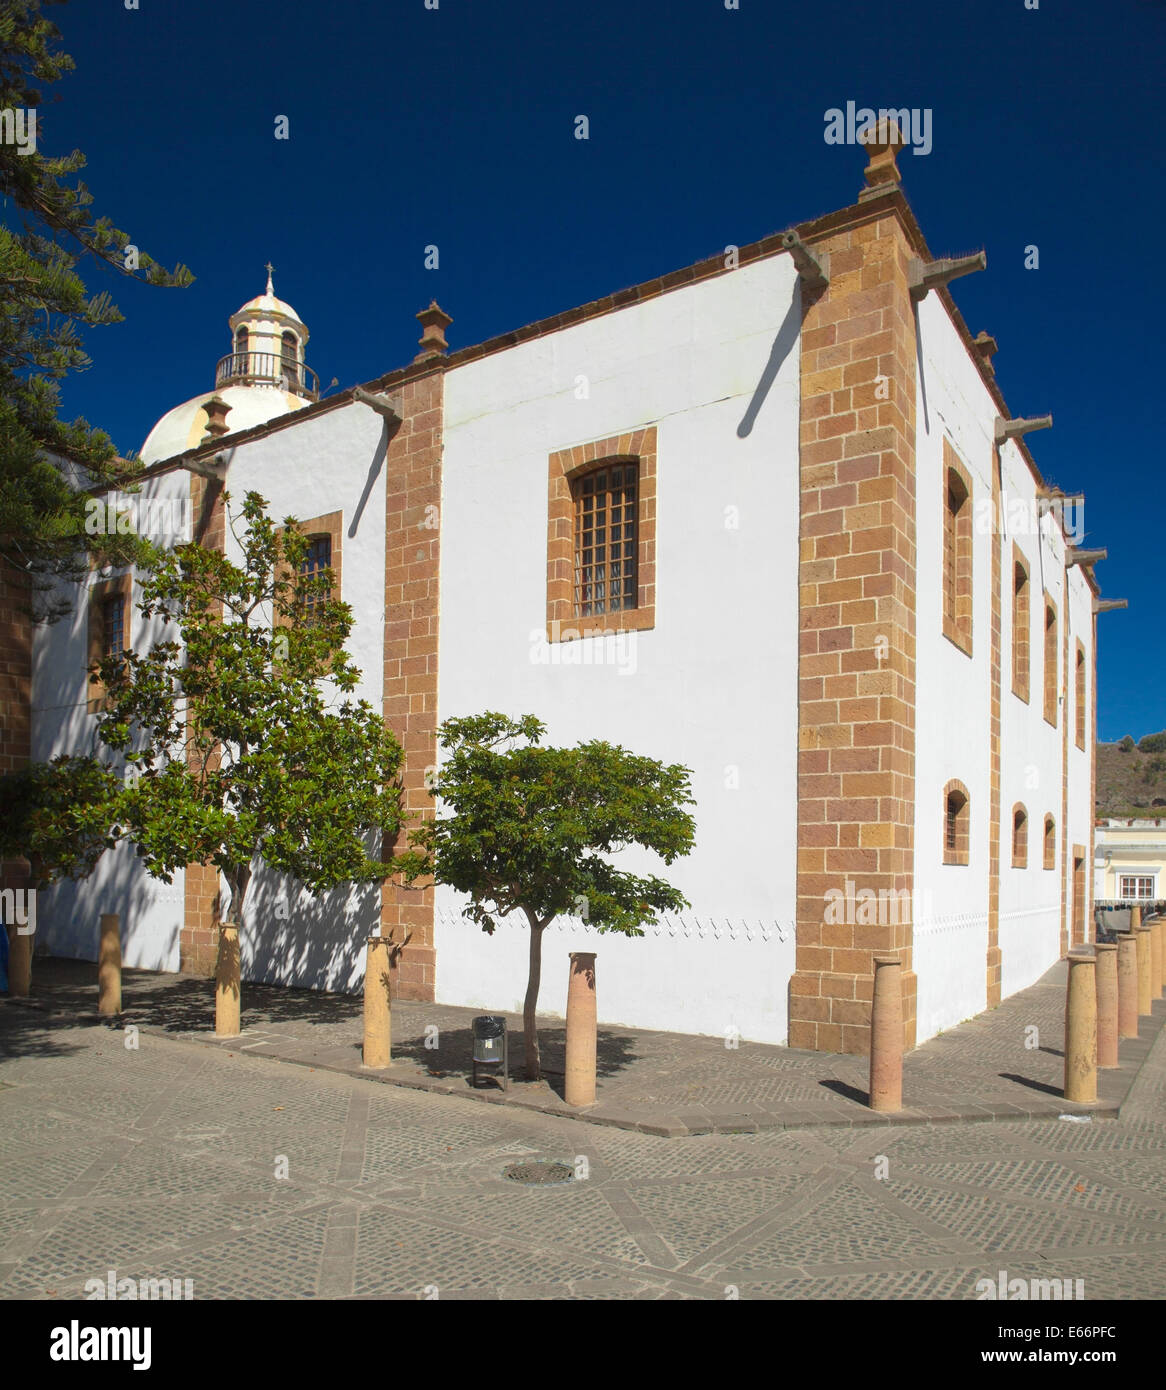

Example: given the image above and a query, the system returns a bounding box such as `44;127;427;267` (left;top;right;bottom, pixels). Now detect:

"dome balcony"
215;350;319;401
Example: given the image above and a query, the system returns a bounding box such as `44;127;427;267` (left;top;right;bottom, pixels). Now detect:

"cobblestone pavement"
7;957;1165;1135
1;1004;1165;1300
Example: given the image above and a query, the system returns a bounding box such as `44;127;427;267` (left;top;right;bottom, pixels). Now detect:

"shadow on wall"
32;843;180;973
241;868;379;995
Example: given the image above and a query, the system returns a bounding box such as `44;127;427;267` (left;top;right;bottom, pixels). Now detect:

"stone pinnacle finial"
414;301;453;363
859;118;906;200
264;261;275;296
203;395;231;441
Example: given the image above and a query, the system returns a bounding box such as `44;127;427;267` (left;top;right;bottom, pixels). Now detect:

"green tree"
93;491;408;1035
0;754;120;885
1;0;193;620
408;713;696;1082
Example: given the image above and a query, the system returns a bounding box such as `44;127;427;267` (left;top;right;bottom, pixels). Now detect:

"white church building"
20;128;1112;1054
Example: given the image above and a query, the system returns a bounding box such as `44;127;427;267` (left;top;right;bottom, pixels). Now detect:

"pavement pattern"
2;971;1166;1300
6;956;1164;1135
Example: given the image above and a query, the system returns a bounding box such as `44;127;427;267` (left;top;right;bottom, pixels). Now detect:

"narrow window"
1012;804;1028;869
943;781;970;865
941;445;973;655
1043;814;1056;870
102;594;126;660
1075;643;1086;750
573;462;638;618
1043;600;1058;725
300;534;332;618
235;326;249;367
1012;556;1030;702
281;331;300;388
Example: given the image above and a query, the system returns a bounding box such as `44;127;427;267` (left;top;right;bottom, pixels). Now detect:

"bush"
1119;735;1136;752
1137;731;1166;754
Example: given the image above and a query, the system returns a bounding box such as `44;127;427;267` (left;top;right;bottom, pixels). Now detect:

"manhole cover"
502;1160;575;1185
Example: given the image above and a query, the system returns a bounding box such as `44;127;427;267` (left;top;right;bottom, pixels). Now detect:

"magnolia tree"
408;713;696;1081
94;490;408;1034
0;755;120;993
0;755;120;886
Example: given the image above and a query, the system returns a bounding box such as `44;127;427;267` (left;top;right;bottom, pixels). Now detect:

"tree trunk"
215;863;250;1037
523;914;546;1081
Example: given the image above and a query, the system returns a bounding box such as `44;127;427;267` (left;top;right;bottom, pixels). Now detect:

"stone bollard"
869;953;903;1112
1117;932;1139;1039
564;952;598;1107
1135;924;1153;1017
1150;918;1163;1001
362;935;391;1068
1093;941;1119;1069
1131;903;1143;931
97;913;122;1017
1064;949;1097;1104
214;922;241;1038
6;923;32;998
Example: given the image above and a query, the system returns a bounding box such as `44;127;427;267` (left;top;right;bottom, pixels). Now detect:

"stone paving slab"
5;955;1164;1135
1;1007;1165;1301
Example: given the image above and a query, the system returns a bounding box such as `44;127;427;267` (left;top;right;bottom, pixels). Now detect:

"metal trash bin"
471;1015;508;1091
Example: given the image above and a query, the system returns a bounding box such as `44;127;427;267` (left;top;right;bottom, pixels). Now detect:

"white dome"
140;383;309;464
230;291;308;337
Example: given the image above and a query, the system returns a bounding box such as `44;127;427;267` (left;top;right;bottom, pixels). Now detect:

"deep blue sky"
19;0;1164;740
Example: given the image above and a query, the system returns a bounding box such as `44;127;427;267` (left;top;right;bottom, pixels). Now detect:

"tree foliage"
0;0;193;619
409;712;696;1079
0;754;119;884
93;491;408;954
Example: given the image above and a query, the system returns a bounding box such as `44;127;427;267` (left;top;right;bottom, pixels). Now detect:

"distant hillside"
1096;732;1166;819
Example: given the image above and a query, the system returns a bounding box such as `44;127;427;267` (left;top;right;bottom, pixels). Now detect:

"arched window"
1012;804;1028;869
1043;814;1056;870
1043;598;1058;726
281;331;300;388
942;441;973;655
1012;550;1030;702
234;327;249;368
573;461;638;617
943;779;970;865
1075;643;1087;750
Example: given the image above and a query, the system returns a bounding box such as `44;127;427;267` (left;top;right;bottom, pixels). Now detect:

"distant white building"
1094;820;1166;904
12;129;1117;1053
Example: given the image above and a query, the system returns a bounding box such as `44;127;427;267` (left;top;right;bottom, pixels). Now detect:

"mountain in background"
1096;732;1166;819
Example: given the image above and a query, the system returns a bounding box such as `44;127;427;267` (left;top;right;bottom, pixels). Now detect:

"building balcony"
214;351;319;401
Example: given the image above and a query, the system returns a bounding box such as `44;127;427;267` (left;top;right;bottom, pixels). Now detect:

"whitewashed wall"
31;468;192;969
436;256;803;1043
211;401;390;991
912;294;995;1039
997;446;1065;996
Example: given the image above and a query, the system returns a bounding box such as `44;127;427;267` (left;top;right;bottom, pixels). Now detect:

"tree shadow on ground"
385;1023;640;1095
20;957;365;1033
0;1005;107;1061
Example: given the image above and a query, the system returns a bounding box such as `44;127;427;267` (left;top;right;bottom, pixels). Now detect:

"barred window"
943;781;970;865
102;594;126;659
300;535;332;617
573;463;638;618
